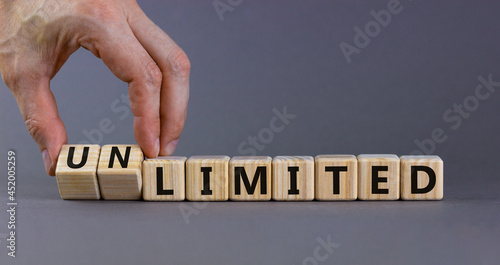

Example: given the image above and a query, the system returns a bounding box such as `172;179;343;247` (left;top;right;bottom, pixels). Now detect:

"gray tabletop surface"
1;1;499;264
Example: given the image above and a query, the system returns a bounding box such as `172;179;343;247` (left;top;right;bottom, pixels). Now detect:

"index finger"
127;3;190;156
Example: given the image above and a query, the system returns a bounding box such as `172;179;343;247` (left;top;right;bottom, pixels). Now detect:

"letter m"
234;166;267;195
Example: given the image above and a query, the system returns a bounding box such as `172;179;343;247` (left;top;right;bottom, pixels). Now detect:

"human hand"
0;0;190;175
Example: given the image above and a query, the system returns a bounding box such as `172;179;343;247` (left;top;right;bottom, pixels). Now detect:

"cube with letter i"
186;156;230;201
272;156;315;201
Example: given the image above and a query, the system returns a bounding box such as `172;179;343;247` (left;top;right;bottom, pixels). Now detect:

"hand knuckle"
167;49;191;78
76;0;120;22
24;116;44;142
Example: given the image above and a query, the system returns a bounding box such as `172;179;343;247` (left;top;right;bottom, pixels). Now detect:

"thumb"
7;75;67;176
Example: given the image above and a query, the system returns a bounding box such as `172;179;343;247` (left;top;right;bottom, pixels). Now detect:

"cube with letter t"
315;155;357;200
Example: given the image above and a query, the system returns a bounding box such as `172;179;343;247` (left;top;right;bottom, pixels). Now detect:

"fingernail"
42;150;52;174
154;138;160;156
164;139;179;155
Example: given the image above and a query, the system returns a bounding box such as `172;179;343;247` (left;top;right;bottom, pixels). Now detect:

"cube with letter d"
400;155;443;200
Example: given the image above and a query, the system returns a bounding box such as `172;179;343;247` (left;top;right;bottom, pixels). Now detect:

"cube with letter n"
97;145;143;200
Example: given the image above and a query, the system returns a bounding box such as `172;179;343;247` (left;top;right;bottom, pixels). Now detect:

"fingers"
81;22;162;158
7;76;67;176
126;3;190;156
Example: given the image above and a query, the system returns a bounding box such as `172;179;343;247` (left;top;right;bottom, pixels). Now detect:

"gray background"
1;0;499;264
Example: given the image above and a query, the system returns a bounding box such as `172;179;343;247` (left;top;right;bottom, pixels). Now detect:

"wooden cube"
97;145;144;200
272;156;314;201
186;156;230;201
400;155;443;200
142;156;187;201
229;156;272;201
55;144;101;200
315;155;357;201
358;154;400;200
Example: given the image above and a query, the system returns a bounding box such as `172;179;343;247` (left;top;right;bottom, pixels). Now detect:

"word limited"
55;145;443;201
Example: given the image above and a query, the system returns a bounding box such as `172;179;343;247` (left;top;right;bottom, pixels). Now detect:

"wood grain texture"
143;156;187;201
400;155;443;200
229;156;272;201
186;156;230;201
358;154;400;200
55;144;101;200
315;155;357;201
97;145;144;200
272;156;314;201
